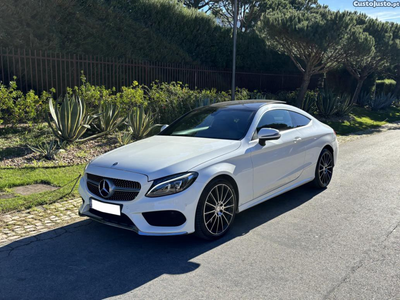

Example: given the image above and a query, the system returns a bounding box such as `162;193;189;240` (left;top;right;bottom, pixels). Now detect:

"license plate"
91;199;121;216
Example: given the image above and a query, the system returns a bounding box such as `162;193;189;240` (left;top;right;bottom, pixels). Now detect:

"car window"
159;106;256;140
290;111;311;128
256;109;294;132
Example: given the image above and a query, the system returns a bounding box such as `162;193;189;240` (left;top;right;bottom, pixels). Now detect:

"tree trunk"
394;79;400;97
296;73;312;108
393;66;400;96
351;78;365;105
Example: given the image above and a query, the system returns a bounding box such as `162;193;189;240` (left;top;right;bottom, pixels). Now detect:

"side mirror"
160;124;169;132
258;128;281;146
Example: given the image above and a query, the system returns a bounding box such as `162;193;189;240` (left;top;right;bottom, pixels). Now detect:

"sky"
319;0;400;22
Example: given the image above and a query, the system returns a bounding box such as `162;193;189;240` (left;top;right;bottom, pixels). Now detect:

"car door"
250;109;306;199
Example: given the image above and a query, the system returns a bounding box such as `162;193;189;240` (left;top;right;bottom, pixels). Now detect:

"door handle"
294;137;302;143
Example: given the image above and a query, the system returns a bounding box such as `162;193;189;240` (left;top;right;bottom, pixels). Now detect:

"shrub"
115;81;147;111
147;81;197;124
375;79;396;95
234;88;251;100
69;73;114;110
0;79;43;125
275;90;297;105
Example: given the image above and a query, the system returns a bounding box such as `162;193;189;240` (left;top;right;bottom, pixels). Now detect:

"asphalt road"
1;129;400;300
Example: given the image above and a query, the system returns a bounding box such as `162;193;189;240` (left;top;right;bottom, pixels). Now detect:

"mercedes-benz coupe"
79;100;338;240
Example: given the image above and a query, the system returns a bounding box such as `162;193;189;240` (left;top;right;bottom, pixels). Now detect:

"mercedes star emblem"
98;179;114;198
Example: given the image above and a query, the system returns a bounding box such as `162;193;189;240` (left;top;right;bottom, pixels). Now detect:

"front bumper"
78;167;204;236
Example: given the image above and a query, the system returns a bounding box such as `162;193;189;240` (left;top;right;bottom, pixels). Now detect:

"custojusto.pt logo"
353;0;400;7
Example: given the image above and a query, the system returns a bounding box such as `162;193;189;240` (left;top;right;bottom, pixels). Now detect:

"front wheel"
313;148;334;188
195;178;237;240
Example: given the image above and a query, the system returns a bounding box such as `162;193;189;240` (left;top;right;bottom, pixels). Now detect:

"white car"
79;100;338;240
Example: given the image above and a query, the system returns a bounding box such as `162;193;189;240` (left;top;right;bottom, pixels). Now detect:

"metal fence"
0;48;318;95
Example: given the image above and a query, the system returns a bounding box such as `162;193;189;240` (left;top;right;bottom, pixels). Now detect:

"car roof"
210;100;286;111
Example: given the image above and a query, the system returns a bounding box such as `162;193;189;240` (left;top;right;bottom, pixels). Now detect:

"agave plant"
127;106;161;141
94;102;126;133
359;91;372;107
369;93;396;111
335;94;353;117
117;131;133;146
302;92;317;113
47;95;100;143
28;139;61;160
316;90;338;118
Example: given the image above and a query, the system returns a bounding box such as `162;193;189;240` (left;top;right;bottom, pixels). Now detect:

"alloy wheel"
318;151;333;187
203;183;235;235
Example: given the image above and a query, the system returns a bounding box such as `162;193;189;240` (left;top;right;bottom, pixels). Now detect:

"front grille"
86;173;141;201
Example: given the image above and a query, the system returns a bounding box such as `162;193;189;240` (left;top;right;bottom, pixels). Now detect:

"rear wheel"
313;148;334;188
195;178;237;240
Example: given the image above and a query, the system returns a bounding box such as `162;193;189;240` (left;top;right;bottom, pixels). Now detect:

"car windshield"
159;106;256;140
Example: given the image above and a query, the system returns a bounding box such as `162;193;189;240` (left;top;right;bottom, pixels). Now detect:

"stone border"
0;198;82;246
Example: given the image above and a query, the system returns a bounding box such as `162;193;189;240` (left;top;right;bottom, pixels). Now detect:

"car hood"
90;135;241;180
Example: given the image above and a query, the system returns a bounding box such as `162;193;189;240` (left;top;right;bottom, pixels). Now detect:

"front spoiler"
79;210;188;236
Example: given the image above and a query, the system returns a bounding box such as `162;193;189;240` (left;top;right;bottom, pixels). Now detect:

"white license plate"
91;199;121;216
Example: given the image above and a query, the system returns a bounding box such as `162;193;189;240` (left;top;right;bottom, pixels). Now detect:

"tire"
313;148;334;189
195;178;237;240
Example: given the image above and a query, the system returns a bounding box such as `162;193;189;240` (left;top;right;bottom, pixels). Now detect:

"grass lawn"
0;165;84;213
325;106;400;135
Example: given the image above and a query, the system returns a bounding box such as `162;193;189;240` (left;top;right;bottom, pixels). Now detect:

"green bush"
68;74;115;110
115;81;147;111
147;81;198;124
276;90;297;105
375;79;396;95
0;79;45;125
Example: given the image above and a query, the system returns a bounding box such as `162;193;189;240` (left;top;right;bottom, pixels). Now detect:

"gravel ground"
0;136;119;168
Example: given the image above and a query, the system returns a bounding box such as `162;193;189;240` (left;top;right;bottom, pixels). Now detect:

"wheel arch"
210;174;240;212
322;144;335;166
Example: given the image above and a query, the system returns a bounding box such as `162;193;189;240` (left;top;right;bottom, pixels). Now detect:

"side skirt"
238;177;314;213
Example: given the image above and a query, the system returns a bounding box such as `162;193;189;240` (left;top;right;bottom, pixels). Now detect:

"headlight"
146;172;198;198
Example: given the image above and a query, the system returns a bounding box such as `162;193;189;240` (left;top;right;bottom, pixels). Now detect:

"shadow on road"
0;185;322;299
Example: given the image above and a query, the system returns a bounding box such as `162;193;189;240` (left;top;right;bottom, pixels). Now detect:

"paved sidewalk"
0;198;82;246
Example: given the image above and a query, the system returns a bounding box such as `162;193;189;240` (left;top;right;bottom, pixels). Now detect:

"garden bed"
0;125;119;168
